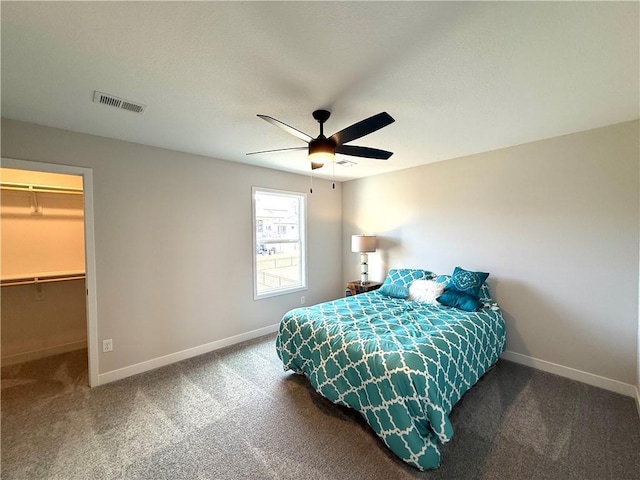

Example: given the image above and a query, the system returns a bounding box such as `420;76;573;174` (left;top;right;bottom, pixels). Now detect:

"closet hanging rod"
0;181;83;195
1;273;86;287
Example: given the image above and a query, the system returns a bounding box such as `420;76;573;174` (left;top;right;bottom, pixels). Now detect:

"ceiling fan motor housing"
308;136;336;167
308;136;336;155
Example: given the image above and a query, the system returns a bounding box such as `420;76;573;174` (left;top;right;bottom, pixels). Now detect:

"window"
252;187;306;299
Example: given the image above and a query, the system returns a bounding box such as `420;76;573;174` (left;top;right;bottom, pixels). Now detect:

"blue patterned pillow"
444;267;489;299
432;274;492;301
437;291;482;312
378;283;410;299
382;269;436;288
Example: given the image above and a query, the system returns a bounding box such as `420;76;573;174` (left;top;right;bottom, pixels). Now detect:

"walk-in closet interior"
1;168;87;373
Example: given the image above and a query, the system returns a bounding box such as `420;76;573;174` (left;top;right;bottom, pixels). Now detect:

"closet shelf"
0;181;83;195
1;272;86;287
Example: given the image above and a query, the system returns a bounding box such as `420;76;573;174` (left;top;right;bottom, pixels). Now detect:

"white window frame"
252;187;307;300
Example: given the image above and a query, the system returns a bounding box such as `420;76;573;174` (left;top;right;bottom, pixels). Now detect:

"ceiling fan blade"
257;115;314;143
335;144;393;160
246;146;307;156
329;112;395;146
311;162;324;170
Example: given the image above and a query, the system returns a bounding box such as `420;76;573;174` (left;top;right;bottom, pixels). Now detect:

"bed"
275;268;506;470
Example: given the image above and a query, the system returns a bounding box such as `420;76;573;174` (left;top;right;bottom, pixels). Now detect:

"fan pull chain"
309;169;313;194
332;161;336;189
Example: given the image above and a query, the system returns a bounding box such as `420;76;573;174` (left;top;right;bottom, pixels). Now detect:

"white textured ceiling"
2;2;638;181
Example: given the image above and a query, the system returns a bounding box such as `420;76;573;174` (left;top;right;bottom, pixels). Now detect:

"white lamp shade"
351;235;377;253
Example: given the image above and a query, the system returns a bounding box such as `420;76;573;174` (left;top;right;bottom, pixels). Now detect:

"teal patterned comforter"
275;290;506;470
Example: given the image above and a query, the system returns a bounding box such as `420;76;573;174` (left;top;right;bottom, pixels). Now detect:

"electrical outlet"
102;339;113;353
300;296;305;305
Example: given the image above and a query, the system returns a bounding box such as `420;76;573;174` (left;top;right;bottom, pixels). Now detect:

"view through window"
253;188;306;298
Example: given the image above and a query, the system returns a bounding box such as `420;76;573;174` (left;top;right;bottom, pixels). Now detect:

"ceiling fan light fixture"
308;151;334;165
308;137;335;166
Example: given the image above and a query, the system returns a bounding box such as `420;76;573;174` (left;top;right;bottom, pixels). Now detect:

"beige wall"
343;121;639;385
1;118;343;375
1;280;87;362
1;183;85;278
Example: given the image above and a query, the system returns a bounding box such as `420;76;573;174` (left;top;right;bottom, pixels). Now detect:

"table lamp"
351;235;377;284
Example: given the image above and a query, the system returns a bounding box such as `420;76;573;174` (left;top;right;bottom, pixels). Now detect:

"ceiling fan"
247;110;395;170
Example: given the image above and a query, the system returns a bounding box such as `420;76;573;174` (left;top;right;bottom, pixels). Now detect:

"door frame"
1;157;99;387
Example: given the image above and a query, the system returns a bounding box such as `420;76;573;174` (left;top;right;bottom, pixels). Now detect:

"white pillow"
409;280;446;304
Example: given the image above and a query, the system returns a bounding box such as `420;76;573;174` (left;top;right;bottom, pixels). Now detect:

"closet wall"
1;168;87;365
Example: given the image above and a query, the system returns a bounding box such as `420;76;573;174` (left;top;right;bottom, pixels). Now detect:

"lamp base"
360;252;369;285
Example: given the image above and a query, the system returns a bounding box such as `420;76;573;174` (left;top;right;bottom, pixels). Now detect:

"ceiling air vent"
93;91;146;114
336;159;357;167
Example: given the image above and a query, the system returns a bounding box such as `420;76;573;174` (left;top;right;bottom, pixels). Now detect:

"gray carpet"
1;334;639;479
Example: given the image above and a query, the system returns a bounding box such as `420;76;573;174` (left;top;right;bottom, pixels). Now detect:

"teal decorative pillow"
437;291;482;312
383;269;436;288
444;267;489;299
378;282;410;299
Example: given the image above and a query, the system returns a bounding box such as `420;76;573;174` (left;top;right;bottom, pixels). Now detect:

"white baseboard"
635;386;640;419
98;323;280;386
1;340;87;367
501;350;637;398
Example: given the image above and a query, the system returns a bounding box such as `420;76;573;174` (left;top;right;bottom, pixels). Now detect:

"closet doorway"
0;158;98;386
